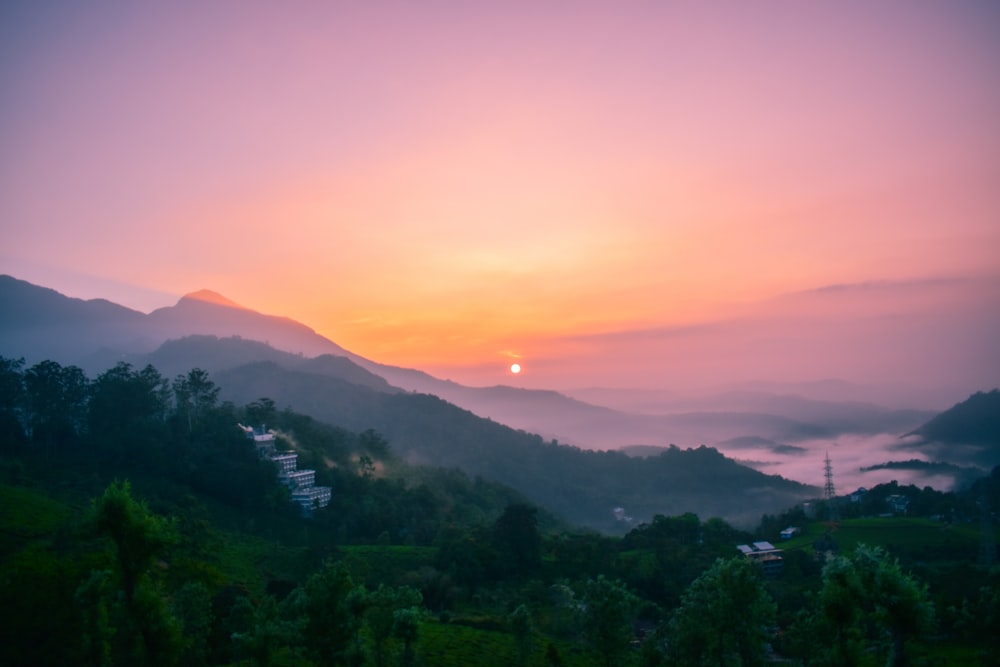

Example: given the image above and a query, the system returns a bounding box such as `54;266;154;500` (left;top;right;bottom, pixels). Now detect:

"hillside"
904;390;1000;467
209;355;814;531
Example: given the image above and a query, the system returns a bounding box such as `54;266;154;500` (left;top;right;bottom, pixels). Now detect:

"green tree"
170;581;214;667
277;587;308;667
493;503;542;577
93;480;175;602
89;480;181;666
245;397;278;428
367;584;422;667
0;356;26;447
303;561;366;666
230;595;286;667
226;595;257;666
580;576;639;667
813;555;865;666
345;586;369;664
510;603;533;667
75;569;115;667
358;453;376;479
359;428;391;459
794;545;935;667
0;544;86;666
434;525;498;591
173;368;220;434
851;545;935;667
667;557;776;667
24;359;88;452
89;363;169;454
393;607;421;667
951;570;1000;661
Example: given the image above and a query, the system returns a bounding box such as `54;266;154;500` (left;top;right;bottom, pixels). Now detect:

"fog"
719;432;972;494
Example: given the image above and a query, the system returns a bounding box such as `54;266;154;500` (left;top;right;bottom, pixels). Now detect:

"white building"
239;424;331;513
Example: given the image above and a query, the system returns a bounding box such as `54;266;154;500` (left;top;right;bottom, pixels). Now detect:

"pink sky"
2;2;998;399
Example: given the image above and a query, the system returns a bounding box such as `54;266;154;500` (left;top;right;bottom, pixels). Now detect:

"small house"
737;541;784;577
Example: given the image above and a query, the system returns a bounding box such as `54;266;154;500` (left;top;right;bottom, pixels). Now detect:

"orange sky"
2;2;998;397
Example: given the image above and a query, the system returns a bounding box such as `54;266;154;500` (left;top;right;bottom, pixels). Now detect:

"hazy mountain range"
2;273;997;528
0;274;937;450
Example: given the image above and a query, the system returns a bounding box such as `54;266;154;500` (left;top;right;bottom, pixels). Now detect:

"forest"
0;356;998;666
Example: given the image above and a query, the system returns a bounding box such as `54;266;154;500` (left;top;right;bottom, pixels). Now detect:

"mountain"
354;364;936;450
0;274;148;367
143;335;397;394
2;274;927;452
145;290;352;359
903;390;1000;468
0;275;349;373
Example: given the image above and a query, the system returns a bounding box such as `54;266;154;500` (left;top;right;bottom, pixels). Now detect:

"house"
886;494;910;514
780;527;800;540
239;424;331;514
737;541;784;577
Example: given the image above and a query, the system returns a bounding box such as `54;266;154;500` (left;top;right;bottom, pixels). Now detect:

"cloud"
532;274;1000;404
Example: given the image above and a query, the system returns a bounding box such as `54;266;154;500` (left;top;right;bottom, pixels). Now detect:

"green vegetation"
0;482;74;545
779;517;979;555
667;557;776;667
0;356;998;666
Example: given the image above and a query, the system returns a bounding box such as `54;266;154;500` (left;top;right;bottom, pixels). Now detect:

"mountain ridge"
902;390;1000;468
0;274;959;452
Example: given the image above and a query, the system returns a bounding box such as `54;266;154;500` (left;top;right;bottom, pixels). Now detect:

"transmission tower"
823;452;839;522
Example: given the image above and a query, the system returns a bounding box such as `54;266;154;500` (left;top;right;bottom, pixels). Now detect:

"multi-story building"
239;424;332;514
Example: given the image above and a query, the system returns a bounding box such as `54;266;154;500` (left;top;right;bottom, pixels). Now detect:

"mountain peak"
180;290;247;310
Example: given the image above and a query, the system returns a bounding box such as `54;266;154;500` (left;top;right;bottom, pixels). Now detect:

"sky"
2;2;998;401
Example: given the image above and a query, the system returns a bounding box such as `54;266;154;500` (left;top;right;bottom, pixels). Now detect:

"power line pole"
824;452;838;522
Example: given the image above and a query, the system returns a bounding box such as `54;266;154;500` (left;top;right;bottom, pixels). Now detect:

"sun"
509;363;522;374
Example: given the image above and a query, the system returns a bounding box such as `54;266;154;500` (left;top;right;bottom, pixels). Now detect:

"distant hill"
143;335;397;394
343;367;934;451
135;336;812;530
904;390;1000;467
209;356;815;531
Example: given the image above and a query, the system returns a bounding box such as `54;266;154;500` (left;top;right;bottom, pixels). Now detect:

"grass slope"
780;517;979;557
